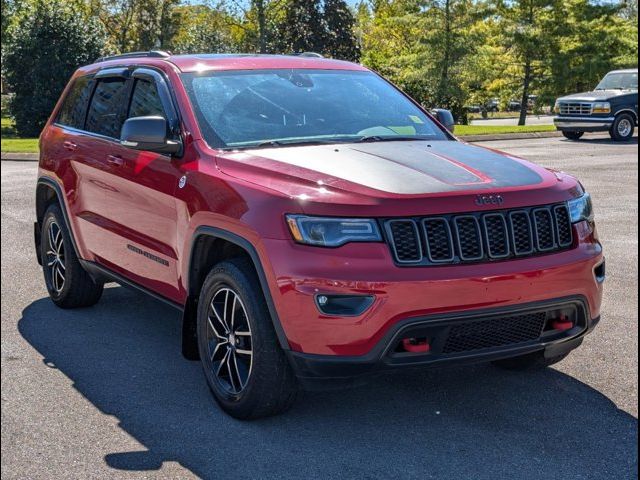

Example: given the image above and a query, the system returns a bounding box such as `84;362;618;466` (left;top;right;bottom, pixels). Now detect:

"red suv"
35;52;605;419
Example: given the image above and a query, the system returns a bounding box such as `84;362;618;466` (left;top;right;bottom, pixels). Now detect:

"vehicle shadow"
561;136;638;145
19;287;638;480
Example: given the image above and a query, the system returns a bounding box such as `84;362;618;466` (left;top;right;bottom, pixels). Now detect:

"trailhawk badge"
475;194;504;206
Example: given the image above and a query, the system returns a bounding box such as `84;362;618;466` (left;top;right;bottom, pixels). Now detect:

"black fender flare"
184;226;291;355
36;176;81;261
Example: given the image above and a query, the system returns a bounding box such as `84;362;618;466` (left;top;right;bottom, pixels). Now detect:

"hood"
214;140;582;217
557;89;636;102
217;140;552;195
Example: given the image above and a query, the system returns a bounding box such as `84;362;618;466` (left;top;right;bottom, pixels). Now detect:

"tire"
562;131;584;141
609;113;636;142
41;204;104;308
197;258;298;419
492;351;569;371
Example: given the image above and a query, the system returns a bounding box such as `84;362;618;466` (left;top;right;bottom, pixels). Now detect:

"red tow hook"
402;338;431;353
550;315;574;331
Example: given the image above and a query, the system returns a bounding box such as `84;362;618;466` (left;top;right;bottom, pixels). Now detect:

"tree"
3;0;107;136
171;5;237;53
90;0;181;52
224;0;288;53
323;0;360;61
136;0;181;50
277;0;325;53
359;0;481;122
495;0;561;125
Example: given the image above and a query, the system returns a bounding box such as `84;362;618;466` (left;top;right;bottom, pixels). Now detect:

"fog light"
314;294;375;316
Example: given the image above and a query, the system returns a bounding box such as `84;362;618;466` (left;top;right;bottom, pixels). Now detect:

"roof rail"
94;50;171;63
291;52;324;58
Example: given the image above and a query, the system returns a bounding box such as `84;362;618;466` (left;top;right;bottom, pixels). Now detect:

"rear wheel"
41;204;104;308
492;351;569;371
197;258;298;419
610;113;636;141
562;131;584;141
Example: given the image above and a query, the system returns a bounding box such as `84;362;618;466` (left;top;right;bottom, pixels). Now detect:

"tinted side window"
85;78;128;138
57;76;93;129
128;79;165;118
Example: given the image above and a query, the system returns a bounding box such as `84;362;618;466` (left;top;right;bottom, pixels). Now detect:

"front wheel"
562;131;584;141
197;258;298;419
610;113;636;141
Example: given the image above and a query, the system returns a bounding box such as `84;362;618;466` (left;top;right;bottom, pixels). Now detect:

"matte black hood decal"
237;140;544;195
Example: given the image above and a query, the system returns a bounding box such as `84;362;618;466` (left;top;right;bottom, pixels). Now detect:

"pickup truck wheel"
41;204;104;308
197;258;298;419
562;131;584;141
492;351;569;371
610;113;636;141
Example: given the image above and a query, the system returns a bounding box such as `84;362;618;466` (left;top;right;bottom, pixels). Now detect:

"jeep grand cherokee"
35;52;605;419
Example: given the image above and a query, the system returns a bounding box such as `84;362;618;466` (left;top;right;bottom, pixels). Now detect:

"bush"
1;94;12;117
3;1;106;137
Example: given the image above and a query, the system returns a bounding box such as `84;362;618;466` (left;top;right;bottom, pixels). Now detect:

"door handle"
63;140;77;151
107;155;124;167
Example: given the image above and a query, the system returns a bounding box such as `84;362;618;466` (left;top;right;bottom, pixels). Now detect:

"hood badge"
475;194;504;207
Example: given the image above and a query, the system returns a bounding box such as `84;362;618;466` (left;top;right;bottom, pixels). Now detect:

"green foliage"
360;0;482;122
171;5;236;53
323;0;360;60
1;0;637;135
3;0;107;137
273;0;360;58
277;0;326;53
360;0;637;124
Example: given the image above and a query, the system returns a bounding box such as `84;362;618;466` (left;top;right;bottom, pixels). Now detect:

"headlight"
554;102;560;114
592;102;611;114
286;215;382;247
567;193;594;223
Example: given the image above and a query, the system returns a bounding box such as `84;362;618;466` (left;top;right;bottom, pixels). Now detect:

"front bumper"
262;233;603;356
287;297;599;389
554;116;614;131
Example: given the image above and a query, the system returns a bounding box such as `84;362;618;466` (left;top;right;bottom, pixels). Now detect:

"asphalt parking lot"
1;134;638;479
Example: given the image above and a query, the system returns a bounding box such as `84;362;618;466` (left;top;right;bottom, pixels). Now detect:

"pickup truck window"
596;72;638;91
181;69;448;149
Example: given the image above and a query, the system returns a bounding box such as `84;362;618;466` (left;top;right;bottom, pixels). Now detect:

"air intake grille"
443;312;547;354
558;102;593;116
387;220;421;263
385;203;574;266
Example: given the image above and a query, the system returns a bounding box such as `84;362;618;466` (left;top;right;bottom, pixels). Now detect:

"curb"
458;131;562;142
0;131;564;161
1;152;39;161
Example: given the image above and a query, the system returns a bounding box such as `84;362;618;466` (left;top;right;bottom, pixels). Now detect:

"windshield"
595;72;638;90
180;69;449;149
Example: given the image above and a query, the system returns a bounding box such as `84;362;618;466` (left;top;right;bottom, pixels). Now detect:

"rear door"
88;68;184;302
43;73;123;261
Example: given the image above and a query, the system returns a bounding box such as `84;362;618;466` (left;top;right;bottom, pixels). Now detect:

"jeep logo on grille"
475;194;504;207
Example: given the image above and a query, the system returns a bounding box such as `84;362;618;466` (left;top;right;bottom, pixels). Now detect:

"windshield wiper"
250;139;346;149
355;135;427;143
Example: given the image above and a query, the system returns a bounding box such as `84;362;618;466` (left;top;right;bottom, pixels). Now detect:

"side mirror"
431;108;455;133
120;116;181;155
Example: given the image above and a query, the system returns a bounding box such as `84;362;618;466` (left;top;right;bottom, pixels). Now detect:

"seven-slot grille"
558;102;593;116
384;203;573;266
